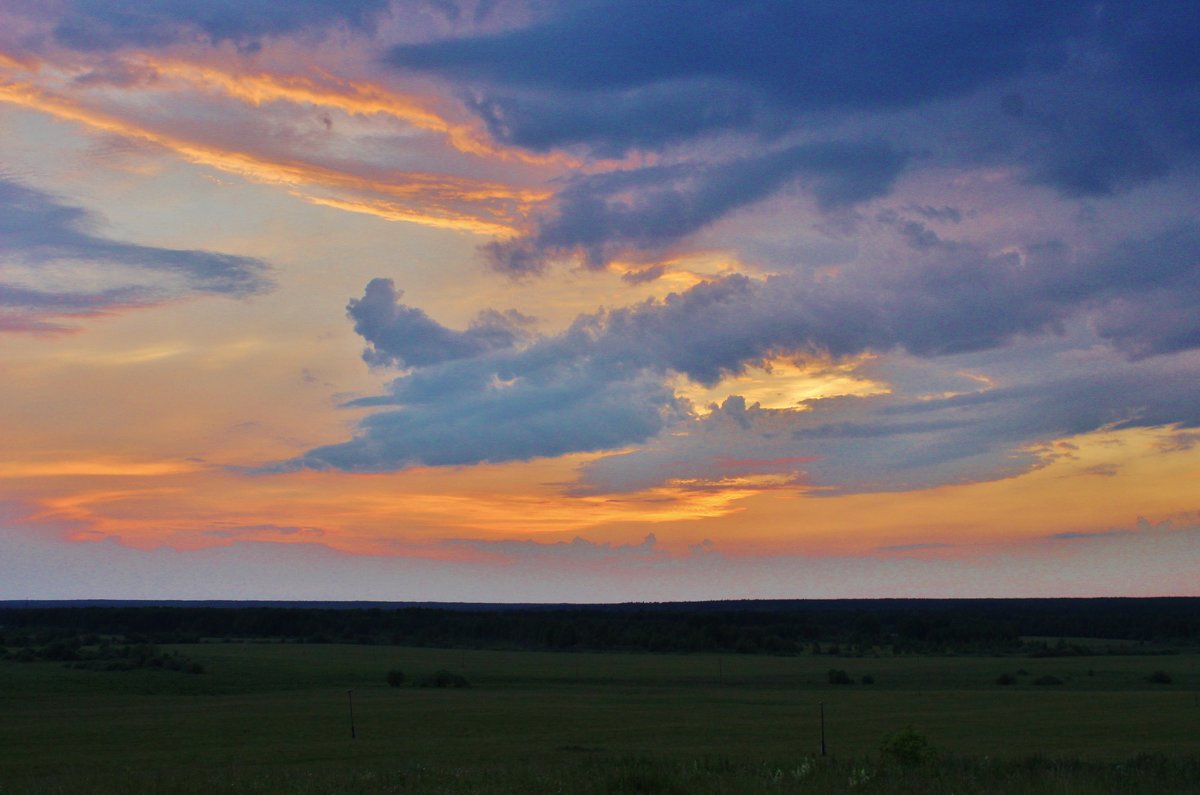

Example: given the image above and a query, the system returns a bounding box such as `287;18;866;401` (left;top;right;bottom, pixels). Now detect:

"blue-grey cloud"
486;141;908;275
348;277;533;368
0;178;271;332
295;284;686;469
51;0;391;52
578;344;1200;496
202;523;326;539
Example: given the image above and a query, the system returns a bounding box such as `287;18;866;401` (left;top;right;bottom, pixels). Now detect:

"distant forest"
1;598;1197;656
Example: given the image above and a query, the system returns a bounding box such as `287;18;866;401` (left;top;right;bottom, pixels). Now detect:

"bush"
1033;675;1063;686
996;673;1017;685
827;668;853;685
419;669;470;688
386;669;406;687
860;674;875;685
880;726;934;766
1146;670;1173;684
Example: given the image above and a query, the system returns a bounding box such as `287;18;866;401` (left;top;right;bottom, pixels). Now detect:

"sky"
1;1;1199;601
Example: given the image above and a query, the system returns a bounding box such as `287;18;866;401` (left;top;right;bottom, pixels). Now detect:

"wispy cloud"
446;532;660;561
0;57;550;235
0;177;271;332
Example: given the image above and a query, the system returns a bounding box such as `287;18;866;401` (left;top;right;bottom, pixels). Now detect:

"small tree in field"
880;726;934;766
386;669;405;687
827;668;853;685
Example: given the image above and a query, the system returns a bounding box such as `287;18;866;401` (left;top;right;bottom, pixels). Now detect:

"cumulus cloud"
349;277;533;368
290;214;1200;478
0;177;271;332
290;282;686;469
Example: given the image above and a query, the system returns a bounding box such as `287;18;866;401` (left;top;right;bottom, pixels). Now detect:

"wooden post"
820;702;826;756
347;689;356;739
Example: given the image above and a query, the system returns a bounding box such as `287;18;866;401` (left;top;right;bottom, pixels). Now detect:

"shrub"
827;668;853;685
996;673;1017;685
1146;670;1172;684
419;669;470;688
860;674;875;685
1033;675;1063;686
386;669;406;687
880;726;934;766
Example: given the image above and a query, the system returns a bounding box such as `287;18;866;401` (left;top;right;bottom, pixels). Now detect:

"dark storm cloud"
996;4;1200;197
464;80;760;157
384;1;1200;219
381;1;1200;278
52;0;391;52
0;178;271;331
485;141;909;274
388;0;1086;150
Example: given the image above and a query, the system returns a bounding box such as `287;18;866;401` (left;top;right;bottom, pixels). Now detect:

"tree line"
1;598;1196;655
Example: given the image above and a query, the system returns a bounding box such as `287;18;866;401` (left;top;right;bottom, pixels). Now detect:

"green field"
2;643;1199;793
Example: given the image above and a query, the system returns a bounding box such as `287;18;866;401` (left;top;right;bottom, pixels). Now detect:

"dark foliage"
826;668;854;685
0;635;204;673
0;597;1196;656
880;726;935;767
418;669;469;688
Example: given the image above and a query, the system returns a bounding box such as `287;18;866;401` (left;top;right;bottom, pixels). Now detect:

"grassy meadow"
1;642;1198;793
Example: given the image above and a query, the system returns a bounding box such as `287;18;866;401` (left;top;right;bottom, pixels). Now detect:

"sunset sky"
2;1;1199;601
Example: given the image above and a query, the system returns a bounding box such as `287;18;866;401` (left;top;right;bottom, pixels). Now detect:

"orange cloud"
9;425;1200;566
708;425;1200;558
0;70;546;234
9;451;763;557
0;458;201;478
142;56;572;167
